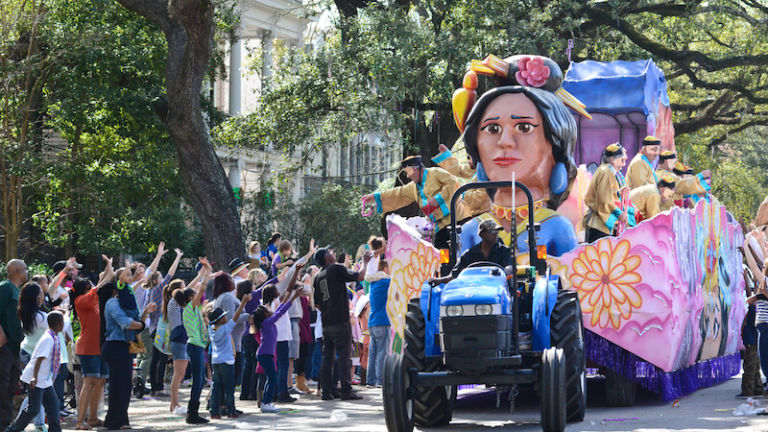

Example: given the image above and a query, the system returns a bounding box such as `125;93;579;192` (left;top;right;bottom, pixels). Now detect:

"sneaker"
227;413;240;419
35;427;47;432
321;393;335;400
277;393;296;403
173;406;187;415
261;403;280;413
210;414;222;419
340;391;363;400
288;386;306;395
61;409;75;417
365;384;375;389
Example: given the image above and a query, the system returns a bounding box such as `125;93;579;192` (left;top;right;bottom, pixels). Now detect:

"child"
253;264;303;414
208;294;251;419
7;311;65;432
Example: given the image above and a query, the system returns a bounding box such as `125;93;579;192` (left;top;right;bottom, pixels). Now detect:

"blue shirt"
368;277;391;327
104;298;135;342
459;214;579;258
210;320;236;365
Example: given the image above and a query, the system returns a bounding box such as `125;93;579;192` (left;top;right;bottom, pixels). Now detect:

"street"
63;374;768;431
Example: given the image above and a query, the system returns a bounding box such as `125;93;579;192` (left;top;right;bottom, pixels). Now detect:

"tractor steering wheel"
466;261;505;270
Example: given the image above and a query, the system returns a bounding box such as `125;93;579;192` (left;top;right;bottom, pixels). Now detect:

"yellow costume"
626;152;658;190
629;183;662;221
431;149;475;179
431;149;490;220
585;164;625;235
656;162;710;211
372;167;459;230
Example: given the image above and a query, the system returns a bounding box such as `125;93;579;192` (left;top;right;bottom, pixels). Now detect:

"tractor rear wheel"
540;347;566;432
403;297;452;427
550;290;586;422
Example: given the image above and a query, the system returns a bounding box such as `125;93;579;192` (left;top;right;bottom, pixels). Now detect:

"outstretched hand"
438;143;449;154
157;241;167;257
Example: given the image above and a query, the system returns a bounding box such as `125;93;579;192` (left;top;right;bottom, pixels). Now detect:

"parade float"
374;54;746;420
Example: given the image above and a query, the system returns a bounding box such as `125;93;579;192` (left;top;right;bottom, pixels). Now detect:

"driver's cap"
478;219;502;234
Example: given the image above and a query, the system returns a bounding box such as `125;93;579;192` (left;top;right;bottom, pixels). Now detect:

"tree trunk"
116;0;245;268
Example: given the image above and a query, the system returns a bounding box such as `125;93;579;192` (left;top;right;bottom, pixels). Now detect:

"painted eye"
482;124;501;134
515;123;535;134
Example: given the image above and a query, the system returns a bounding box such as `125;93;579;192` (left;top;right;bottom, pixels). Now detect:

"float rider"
655;150;711;210
584;143;637;243
432;143;490;220
629;175;676;222
626;136;661;190
362;156;459;249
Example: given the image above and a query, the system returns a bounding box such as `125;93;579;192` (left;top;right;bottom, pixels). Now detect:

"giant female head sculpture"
453;55;588;210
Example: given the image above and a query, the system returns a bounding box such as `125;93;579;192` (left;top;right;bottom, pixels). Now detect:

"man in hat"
362;155;460;248
428;219;513;286
229;257;249;285
313;247;373;401
627;136;661;190
655;151;711;210
629;175;676;222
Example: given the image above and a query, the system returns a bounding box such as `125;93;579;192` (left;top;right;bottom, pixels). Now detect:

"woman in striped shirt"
181;258;212;424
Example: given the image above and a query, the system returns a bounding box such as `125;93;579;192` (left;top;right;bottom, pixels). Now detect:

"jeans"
210;364;235;416
320;323;353;395
240;333;258;400
149;345;169;392
367;325;390;386
757;323;768;380
276;341;289;396
53;364;69;409
310;339;322;380
5;386;60;432
0;345;21;428
18;349;44;427
257;355;277;405
234;351;242;387
102;341;132;429
187;344;206;404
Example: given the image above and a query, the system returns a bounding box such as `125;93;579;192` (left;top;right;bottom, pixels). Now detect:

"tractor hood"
441;267;508;306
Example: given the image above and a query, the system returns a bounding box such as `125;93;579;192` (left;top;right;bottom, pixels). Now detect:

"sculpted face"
476;93;553;201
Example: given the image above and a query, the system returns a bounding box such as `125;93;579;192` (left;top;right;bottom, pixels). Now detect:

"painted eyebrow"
510;115;534;119
482;116;500;123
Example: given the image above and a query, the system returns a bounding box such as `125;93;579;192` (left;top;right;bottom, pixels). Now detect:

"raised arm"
233;293;252;323
146;241;168;277
190;257;212;307
97;255;115;289
166;248;183;279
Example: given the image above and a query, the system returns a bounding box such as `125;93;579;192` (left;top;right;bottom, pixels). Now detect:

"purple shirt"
244;278;277;314
255;300;292;357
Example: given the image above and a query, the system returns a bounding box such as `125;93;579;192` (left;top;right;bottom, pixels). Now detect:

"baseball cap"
478;219;502;234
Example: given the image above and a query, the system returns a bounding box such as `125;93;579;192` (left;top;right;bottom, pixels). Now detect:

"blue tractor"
382;181;586;432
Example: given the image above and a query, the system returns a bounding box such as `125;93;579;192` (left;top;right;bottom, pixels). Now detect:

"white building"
214;0;401;203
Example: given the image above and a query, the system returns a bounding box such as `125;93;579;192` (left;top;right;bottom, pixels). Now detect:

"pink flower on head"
515;56;550;88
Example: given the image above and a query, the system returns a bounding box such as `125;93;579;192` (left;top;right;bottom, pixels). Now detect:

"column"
229;34;242;116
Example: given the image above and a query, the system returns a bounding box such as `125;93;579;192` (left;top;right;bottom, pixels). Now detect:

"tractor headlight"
445;305;464;317
474;304;493;316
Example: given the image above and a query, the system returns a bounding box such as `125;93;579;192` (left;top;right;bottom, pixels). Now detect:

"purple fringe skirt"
585;330;741;401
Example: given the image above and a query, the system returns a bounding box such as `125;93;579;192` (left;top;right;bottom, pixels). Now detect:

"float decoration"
384;214;441;352
549;199;746;400
563;59;675;171
452;54;592;134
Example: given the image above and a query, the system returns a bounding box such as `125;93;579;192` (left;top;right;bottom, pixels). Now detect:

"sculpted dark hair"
463;85;577;209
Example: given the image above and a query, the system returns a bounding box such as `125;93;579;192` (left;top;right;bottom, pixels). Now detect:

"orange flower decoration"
569;239;642;330
386;242;441;338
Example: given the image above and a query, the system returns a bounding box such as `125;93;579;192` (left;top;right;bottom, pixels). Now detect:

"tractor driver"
428;219;513;286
